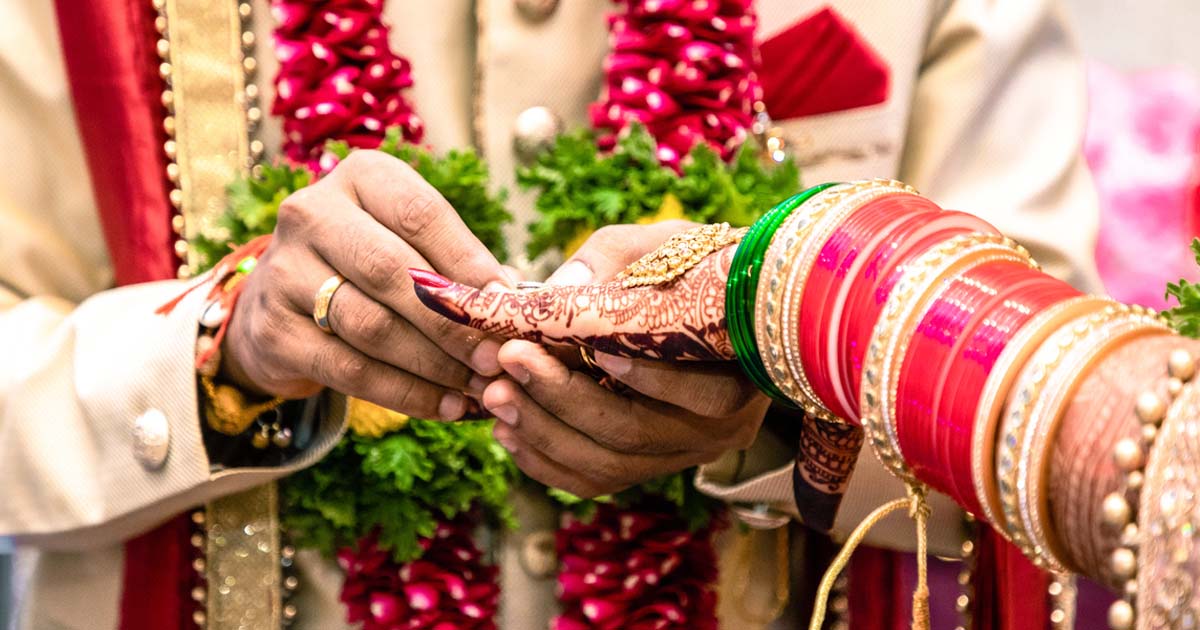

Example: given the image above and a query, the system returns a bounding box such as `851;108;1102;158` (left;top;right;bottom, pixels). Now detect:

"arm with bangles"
409;238;1200;602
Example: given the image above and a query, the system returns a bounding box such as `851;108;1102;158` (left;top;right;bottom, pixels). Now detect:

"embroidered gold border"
155;0;279;627
160;0;259;272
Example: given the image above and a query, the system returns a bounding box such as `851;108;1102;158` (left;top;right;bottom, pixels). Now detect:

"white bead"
1102;493;1132;526
1114;438;1144;471
200;301;228;329
1107;599;1134;630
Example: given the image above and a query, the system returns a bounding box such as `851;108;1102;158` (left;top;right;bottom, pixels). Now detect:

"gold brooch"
617;222;746;288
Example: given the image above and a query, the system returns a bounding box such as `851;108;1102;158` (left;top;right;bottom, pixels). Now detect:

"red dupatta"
53;0;199;628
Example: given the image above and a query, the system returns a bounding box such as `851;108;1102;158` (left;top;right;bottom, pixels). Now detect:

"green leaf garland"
1166;238;1200;338
520;123;800;260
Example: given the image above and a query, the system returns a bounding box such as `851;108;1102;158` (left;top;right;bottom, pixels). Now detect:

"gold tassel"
808;485;931;630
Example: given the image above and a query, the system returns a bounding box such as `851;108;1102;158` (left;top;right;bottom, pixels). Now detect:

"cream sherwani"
0;0;1101;628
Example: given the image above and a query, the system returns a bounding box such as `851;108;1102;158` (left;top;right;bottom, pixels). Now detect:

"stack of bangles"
726;179;1181;625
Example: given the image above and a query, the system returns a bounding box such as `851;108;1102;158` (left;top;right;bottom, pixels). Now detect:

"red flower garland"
338;521;500;630
271;0;424;171
553;504;720;630
589;0;762;169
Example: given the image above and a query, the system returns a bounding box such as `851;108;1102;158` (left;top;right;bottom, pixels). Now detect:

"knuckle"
393;193;443;239
386;378;433;417
338;148;386;172
350;239;406;294
275;188;320;233
342;300;392;347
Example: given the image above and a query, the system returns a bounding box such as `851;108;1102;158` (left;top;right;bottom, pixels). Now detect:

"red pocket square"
758;6;890;119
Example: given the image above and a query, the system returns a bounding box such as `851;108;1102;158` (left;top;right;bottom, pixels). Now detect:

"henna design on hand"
409;245;737;361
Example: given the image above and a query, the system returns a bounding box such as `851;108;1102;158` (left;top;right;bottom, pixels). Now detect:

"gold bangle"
971;295;1112;536
860;233;1034;487
1018;309;1167;571
994;304;1162;569
200;373;286;436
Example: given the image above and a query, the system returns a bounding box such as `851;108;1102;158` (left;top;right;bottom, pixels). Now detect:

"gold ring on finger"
313;273;347;334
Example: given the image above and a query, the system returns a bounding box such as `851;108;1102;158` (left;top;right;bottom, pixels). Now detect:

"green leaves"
520;123;801;259
547;469;723;532
282;420;518;563
1165;238;1200;338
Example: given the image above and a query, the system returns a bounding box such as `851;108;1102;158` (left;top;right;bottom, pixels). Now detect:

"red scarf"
53;1;200;628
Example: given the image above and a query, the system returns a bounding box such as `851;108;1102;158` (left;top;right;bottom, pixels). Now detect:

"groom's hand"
479;223;771;497
222;150;513;420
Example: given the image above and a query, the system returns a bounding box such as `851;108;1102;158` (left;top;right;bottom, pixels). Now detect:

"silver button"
518;530;558;578
133;409;170;470
512;106;562;163
514;0;558;22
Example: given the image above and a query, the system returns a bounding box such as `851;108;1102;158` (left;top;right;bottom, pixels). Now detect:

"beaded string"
1103;348;1195;629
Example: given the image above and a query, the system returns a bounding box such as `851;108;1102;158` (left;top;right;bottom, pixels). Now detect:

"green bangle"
727;183;837;404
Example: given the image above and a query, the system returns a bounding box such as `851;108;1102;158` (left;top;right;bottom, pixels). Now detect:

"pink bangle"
897;261;1033;496
840;210;999;416
799;194;935;420
935;275;1078;512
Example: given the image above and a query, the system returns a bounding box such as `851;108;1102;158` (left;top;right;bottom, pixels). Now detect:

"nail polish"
408;268;452;288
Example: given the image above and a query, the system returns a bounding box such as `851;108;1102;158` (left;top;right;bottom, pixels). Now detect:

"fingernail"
471;339;502;375
595;351;632;376
409;268;452;289
439;392;466;420
502;361;531;384
502;266;523;288
483;280;510;293
466;373;493;398
546;260;594;286
490;404;518;426
494;424;518;453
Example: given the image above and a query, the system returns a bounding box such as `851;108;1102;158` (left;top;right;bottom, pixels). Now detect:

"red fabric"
53;1;198;628
53;0;177;286
758;6;890;120
847;546;907;630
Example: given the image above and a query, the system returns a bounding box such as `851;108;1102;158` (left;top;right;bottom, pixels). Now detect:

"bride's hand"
408;223;736;362
413;222;765;498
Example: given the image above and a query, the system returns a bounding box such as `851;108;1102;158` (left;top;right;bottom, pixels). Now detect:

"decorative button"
133;409;171;470
514;0;558;22
512;106;562;163
518;530;558;578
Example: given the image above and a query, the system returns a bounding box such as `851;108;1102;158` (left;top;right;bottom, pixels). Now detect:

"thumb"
546;220;699;285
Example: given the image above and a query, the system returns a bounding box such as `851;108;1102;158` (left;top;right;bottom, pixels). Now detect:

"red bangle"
937;277;1081;512
839;210;999;417
798;193;934;419
896;260;1029;495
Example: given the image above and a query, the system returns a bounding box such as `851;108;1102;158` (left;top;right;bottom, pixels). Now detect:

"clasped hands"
223;150;768;497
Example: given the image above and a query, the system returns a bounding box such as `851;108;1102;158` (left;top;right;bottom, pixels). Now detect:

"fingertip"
438;392;466;421
501;341;568;385
546;259;595;286
594;351;633;377
481;378;519;409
